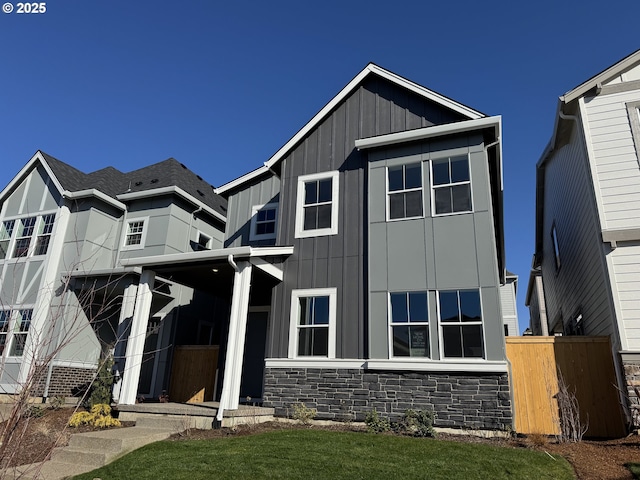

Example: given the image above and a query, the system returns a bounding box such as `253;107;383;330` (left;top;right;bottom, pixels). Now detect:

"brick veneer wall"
32;366;96;398
263;368;512;430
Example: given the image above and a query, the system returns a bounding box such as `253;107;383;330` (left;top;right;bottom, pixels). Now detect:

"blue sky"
1;0;639;332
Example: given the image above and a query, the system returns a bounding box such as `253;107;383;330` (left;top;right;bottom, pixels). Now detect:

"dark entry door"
240;310;268;400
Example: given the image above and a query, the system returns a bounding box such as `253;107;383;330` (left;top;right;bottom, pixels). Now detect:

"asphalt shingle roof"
39;151;227;217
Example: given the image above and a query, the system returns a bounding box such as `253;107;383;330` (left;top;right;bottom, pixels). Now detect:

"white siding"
584;89;640;230
500;278;518;336
611;242;640;349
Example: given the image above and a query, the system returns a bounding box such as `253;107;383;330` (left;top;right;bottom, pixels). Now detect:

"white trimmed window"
439;289;484;358
0;220;15;260
0;310;9;356
387;163;423;220
432;155;472;215
123;217;148;250
389;291;429;358
250;203;278;241
13;216;36;257
34;214;55;256
288;288;336;358
295;171;339;238
9;309;32;357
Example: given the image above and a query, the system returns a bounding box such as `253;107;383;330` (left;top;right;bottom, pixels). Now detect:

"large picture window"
295;171;339;238
439;289;484;358
387;163;423;220
288;288;336;358
432;155;472;215
389;291;429;357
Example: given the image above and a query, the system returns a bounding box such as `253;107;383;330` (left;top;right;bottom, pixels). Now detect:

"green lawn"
627;462;640;478
73;429;574;480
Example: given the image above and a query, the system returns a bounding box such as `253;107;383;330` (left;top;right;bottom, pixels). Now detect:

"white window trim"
437;289;486;360
288;288;337;359
386;163;424;222
250;203;278;241
195;231;212;251
2;308;33;359
0;210;58;261
388;291;430;359
121;216;149;251
430;155;473;217
294;171;339;238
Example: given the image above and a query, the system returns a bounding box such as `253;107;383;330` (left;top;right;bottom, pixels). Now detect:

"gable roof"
215;63;486;195
1;151;227;220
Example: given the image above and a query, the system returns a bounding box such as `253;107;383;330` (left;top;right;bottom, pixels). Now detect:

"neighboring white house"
500;271;519;336
531;48;640;422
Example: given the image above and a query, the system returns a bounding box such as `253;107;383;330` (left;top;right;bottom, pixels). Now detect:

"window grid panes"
125;220;145;246
303;179;333;231
0;310;10;356
432;156;472;215
34;214;55;256
439;290;484;358
389;291;429;357
9;309;31;357
12;217;36;257
0;220;15;260
255;207;277;236
388;163;423;220
297;296;330;356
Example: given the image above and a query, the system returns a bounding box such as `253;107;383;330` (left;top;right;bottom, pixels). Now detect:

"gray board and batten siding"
367;133;505;361
227;75;469;360
539;121;616;338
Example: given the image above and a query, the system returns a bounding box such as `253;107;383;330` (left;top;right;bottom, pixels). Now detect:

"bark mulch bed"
3;410;640;479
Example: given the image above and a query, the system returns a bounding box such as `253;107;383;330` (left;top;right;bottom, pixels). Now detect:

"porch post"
217;260;252;421
112;280;138;403
118;270;155;405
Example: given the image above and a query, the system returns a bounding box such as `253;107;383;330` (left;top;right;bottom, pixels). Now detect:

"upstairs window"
288;288;336;358
8;309;32;357
250;203;278;241
387;163;423;220
295;171;339;238
0;310;9;356
439;289;484;358
34;214;55;256
432;155;472;215
123;218;148;250
13;217;36;257
0;221;15;260
389;291;429;358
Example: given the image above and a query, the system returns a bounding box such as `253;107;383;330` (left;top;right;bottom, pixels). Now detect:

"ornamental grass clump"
68;403;121;428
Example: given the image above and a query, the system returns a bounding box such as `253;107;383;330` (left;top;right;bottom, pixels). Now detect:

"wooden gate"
169;345;219;403
506;336;626;438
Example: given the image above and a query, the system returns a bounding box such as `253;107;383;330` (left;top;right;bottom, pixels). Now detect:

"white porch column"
217;260;252;421
118;270;155;405
112;280;139;403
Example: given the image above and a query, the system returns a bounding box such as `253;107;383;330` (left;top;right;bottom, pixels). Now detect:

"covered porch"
117;246;292;422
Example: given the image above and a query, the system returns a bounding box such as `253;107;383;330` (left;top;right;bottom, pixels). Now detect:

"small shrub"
48;396;65;410
365;409;390;433
394;409;436;438
68;411;93;427
24;404;45;419
527;432;549;447
291;402;316;425
86;355;115;408
68;403;121;429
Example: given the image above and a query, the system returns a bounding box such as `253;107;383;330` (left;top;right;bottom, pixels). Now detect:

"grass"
73;429;574;480
627;462;640;478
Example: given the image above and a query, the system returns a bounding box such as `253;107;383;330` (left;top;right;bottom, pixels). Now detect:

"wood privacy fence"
506;336;626;438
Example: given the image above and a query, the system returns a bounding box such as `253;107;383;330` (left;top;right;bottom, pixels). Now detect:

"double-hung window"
9;309;32;357
389;291;429;357
295;171;339;238
13;217;36;257
387;163;423;220
0;310;10;356
289;288;336;358
250;203;278;241
123;218;148;250
34;214;55;256
432;155;472;215
0;221;15;260
439;289;484;358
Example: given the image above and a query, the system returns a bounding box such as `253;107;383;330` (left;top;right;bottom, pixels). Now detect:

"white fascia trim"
250;257;283;281
0;152;65;204
265;358;366;369
119;245;294;268
562;49;640;104
65;189;127;210
366;360;509;373
67;266;143;278
356;116;501;150
117;186;226;223
52;359;99;369
216;64;484;195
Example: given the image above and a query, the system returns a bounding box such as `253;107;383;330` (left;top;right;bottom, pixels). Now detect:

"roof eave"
0;151;65;204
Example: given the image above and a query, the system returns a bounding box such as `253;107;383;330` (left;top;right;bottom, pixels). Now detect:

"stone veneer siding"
623;358;640;427
33;366;96;398
263;368;512;430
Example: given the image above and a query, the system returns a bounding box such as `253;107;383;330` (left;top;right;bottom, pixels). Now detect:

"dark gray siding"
367;134;505;361
541;122;615;337
267;76;468;359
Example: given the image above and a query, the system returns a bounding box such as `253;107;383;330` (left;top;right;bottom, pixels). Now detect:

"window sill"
294;228;338;239
432;210;473;218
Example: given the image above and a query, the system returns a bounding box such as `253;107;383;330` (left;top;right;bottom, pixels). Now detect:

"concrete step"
7;460;96;480
50;446;110;467
68;426;174;455
134;414;194;431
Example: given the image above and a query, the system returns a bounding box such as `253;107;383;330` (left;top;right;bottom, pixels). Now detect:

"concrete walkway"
1;403;275;480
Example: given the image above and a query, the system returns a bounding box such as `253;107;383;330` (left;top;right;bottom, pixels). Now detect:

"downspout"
216;254;239;424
